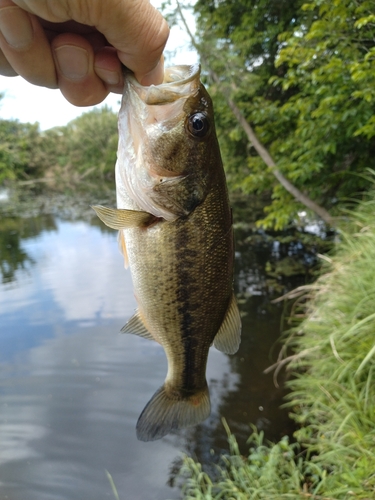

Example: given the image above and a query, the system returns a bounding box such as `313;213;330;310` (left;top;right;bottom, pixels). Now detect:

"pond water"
0;208;309;500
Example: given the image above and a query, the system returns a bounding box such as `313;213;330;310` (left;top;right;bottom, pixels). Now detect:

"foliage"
179;420;317;499
0;120;47;183
190;0;375;228
179;186;375;498
0;103;118;187
3;0;375;227
283;186;375;497
62;105;118;179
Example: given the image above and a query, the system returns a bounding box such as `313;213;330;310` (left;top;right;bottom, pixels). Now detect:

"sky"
0;3;197;130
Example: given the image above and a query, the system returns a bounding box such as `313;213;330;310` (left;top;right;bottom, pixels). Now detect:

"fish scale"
92;65;241;441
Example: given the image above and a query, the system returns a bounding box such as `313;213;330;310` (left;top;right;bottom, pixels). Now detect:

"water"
0;211;302;500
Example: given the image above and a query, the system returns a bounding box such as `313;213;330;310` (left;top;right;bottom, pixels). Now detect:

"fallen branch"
16;178;51;186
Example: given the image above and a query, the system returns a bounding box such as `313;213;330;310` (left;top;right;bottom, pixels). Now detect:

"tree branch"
176;1;335;227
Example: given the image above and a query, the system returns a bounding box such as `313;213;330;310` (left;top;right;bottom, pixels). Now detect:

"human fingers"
0;0;169;104
52;33;123;106
0;46;16;75
0;6;123;104
10;0;169;85
0;0;57;87
94;47;125;95
95;0;169;85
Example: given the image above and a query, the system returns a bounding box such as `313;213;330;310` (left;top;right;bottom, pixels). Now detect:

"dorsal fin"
213;293;241;354
121;310;155;341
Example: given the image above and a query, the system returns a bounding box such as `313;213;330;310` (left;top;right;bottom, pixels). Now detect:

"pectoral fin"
213;293;241;354
92;205;155;229
121;310;156;342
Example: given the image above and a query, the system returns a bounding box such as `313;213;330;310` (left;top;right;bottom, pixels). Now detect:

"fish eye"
187;113;210;138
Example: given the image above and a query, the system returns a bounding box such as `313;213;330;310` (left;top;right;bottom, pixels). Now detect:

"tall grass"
178;195;375;499
284;197;375;497
178;419;326;499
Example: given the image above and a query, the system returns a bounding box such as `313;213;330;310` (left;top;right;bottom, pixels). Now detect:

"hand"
0;0;169;106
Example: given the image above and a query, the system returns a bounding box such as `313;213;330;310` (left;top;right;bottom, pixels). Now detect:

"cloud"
0;219;136;323
27;220;136;322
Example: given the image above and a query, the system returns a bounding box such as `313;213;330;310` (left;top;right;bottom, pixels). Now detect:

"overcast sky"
0;3;197;130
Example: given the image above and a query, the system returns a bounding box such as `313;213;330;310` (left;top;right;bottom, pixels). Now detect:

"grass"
178;194;375;499
178;419;326;499
105;470;120;500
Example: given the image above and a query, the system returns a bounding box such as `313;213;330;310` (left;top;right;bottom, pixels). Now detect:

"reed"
178;191;375;498
284;196;375;497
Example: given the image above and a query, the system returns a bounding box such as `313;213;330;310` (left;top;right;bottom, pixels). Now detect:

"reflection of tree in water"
176;226;326;473
0;215;57;284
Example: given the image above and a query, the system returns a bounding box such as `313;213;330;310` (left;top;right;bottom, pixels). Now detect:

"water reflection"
0;216;52;284
0;215;244;499
0;213;311;499
178;228;298;469
0;328;183;500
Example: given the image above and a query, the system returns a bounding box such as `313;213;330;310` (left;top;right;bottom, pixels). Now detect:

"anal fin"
92;205;155;229
121;310;156;342
213;292;241;354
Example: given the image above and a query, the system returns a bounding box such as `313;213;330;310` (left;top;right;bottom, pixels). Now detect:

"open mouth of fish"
115;64;212;221
127;64;201;105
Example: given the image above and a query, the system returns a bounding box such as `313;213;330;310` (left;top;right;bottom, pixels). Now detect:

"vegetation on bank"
0;105;118;186
2;0;375;230
177;190;375;499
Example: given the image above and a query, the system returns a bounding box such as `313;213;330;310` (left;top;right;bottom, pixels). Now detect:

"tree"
177;0;333;226
272;0;375;215
0;105;119;186
176;0;375;228
0;119;46;183
63;105;118;180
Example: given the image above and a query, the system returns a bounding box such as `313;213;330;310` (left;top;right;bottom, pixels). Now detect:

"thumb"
99;0;169;85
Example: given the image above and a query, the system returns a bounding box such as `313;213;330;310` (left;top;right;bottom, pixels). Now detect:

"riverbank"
178;193;375;499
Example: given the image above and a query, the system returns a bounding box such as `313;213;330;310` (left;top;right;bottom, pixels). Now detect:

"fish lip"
125;64;201;105
127;63;200;88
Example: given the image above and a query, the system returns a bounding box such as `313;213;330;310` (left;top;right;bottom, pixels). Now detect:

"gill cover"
116;65;214;220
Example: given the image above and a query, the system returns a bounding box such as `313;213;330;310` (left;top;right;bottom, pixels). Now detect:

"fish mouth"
116;64;206;220
126;64;201;105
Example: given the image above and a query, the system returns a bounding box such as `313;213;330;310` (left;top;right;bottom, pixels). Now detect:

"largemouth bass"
93;64;241;441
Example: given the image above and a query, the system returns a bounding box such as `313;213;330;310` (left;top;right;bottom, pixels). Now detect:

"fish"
92;64;241;441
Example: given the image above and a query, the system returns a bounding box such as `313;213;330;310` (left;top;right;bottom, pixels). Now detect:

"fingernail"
95;66;120;86
54;45;89;80
139;60;164;86
0;6;34;49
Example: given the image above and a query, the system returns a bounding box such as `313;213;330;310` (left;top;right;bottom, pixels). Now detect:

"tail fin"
136;384;210;441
